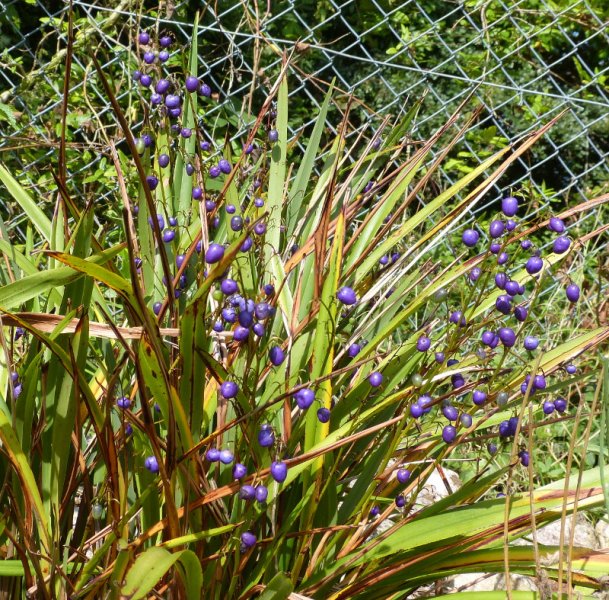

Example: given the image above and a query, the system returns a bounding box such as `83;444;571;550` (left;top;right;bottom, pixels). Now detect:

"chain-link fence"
1;0;608;259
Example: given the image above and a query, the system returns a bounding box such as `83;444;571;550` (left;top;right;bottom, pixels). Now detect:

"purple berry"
481;330;496;346
435;351;445;363
238;310;253;328
549;216;565;233
253;323;265;336
270;461;288;483
146;175;159;190
506;219;516;232
442;404;459;421
396;468;411;484
555;398;567;412
255;485;268;503
269;346;285;366
159;35;172;48
472;390;487;406
416;335;431;352
370;506;380;517
253;222;267;235
240;237;253;252
347;343;361;358
233;326;249;341
495;294;512;315
462;229;480;247
469;267;482;282
534;374;546;389
199;83;211;97
158;50;170;62
239;485;255;500
157;153;170;168
143;51;155;64
489;220;504;238
258;424;274;447
116;396;131;409
222;308;237;323
519;451;530;467
233;463;247;479
542;401;555;415
254;302;271;320
514;306;528;322
165;94;181;109
523;336;539;351
449;311;466;327
221;279;239;295
138;31;150;44
460;413;473;427
499;420;511;437
487;442;498;455
504;280;521;297
495;272;507;289
566;283;580;303
317;407;331;423
294;388;315;410
490;242;501;254
230;216;244;232
205;243;225;264
180;128;192;138
268;129;279;143
521;239;533;250
368;371;383;387
209;165;221;178
162;229;175;243
153;302;162;316
185;75;199;92
155;79;171;94
502;196;518;217
395;495;406;508
442;425;457;444
498;327;516;347
144;456;159;473
219;449;234;464
218;159;231;174
526;256;543;275
553;236;570;254
452;375;465;389
206;448;220;462
410;403;423;418
565;364;576;375
497;252;509;265
337;286;357;305
220;381;238;398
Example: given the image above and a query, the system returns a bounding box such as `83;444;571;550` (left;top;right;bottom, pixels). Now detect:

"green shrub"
0;14;608;600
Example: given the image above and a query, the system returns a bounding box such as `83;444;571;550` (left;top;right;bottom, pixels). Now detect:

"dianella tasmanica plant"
1;20;609;600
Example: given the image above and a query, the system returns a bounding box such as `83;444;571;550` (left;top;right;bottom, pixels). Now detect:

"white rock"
595;519;609;549
414;467;462;507
448;572;537;593
525;514;599;549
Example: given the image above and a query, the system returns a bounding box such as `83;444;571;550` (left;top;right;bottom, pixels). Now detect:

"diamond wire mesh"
0;0;608;296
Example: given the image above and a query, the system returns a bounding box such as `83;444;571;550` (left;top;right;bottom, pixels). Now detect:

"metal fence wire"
1;0;608;258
